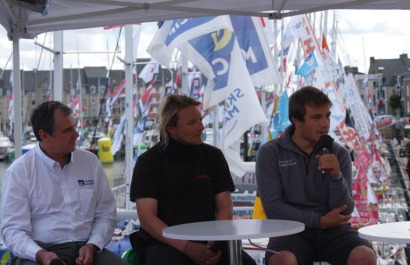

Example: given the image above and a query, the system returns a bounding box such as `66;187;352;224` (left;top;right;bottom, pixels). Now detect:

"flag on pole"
133;80;155;159
111;113;126;154
105;88;112;123
165;79;178;96
139;59;159;83
230;15;281;87
138;80;154;119
178;15;281;108
271;90;291;139
220;42;268;177
147;17;233;67
109;79;126;108
70;95;80;117
296;51;318;78
279;24;294;56
321;34;339;71
188;70;202;100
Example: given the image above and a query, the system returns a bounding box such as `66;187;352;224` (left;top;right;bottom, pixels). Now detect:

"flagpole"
275;19;282;96
181;55;188;95
213;105;219;147
53;31;63;101
12;37;22;158
331;13;338;60
124;25;134;211
77;40;83;144
261;87;267;143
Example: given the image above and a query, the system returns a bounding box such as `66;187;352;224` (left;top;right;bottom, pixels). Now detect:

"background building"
355;53;410;138
0;59;172;138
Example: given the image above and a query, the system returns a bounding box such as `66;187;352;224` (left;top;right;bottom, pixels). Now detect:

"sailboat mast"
124;25;134;210
331;12;338;60
77;40;83;142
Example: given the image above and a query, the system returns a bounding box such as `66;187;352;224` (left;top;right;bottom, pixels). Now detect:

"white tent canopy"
1;0;410;40
0;0;409;160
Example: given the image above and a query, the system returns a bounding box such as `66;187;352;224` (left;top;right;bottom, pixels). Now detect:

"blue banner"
188;29;235;92
296;51;318;78
166;17;218;46
230;16;269;76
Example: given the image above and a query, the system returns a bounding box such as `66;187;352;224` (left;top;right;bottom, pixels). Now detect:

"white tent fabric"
1;0;410;40
0;0;409;159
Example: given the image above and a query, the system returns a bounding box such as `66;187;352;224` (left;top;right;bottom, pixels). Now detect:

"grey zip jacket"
255;125;354;229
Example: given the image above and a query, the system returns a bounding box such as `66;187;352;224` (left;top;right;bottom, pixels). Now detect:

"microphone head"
50;258;64;265
318;135;334;150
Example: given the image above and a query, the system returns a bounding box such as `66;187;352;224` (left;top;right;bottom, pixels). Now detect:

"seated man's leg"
267;251;298;265
347;246;377;265
93;248;130;265
144;240;194;265
265;230;315;265
321;225;376;265
11;258;40;265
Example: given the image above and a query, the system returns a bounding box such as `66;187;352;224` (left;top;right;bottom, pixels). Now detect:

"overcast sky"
0;10;409;74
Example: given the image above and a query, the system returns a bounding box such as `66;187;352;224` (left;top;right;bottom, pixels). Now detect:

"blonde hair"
158;94;201;144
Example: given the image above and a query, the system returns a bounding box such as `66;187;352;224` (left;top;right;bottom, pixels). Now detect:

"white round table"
358;221;410;244
163;219;305;265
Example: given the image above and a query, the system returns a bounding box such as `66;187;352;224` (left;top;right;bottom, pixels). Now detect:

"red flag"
109;79;126;108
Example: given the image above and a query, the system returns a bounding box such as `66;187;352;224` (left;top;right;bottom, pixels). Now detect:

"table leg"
229;240;242;265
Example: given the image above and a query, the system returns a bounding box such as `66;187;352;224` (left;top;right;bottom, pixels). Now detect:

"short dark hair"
288;86;332;123
30;101;72;141
158;94;201;144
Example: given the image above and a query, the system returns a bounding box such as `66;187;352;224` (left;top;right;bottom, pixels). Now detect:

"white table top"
358;221;410;244
163;219;305;241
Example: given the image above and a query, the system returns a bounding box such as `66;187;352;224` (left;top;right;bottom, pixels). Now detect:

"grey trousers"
12;241;129;265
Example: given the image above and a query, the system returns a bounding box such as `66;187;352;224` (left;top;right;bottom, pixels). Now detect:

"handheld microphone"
50;258;65;265
317;135;334;176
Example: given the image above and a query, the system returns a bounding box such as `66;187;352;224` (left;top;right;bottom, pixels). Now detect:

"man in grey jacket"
256;86;376;265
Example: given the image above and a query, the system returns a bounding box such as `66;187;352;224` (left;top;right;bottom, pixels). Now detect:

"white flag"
139;59;159;83
221;42;268;177
178;16;281;109
147;17;233;67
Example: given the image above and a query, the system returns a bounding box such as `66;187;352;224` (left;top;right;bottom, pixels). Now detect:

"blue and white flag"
270;90;291;139
180;28;235;108
147;17;233;67
279;24;294;56
220;42;268;177
138;80;154;119
111;113;126;154
230;16;281;87
109;79;126;109
188;71;202;101
178;16;281;108
296;51;318;78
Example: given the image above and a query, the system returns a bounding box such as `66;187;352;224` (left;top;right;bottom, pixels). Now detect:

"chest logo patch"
278;160;297;167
